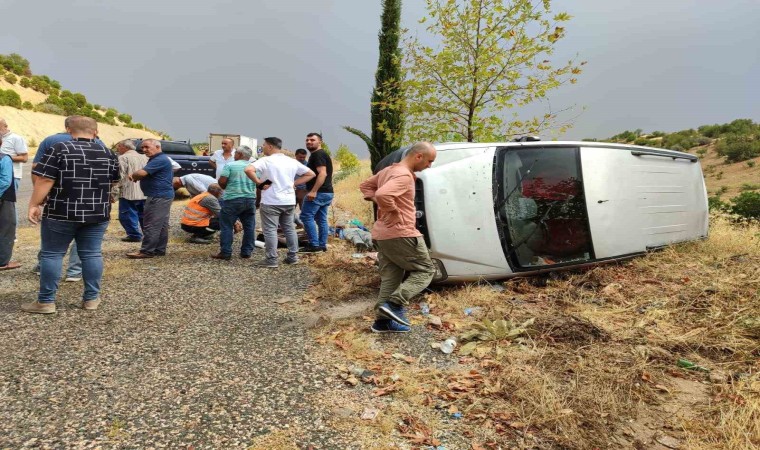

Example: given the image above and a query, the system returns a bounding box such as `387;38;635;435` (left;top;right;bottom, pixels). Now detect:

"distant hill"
587;119;760;204
0;53;162;150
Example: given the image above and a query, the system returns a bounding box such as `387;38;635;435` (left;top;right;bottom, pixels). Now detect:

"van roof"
433;140;695;158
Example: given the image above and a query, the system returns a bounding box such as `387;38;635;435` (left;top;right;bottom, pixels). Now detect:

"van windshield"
495;146;594;269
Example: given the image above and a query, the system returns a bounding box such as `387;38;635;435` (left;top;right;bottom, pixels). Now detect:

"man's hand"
233;221;243;234
28;205;43;225
306;191;317;201
128;173;135;182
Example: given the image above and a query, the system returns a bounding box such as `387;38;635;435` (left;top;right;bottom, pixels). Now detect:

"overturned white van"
375;141;709;283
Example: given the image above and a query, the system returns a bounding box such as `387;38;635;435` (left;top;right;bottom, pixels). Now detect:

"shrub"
93;104;101;110
650;131;665;138
633;137;652;146
719;186;729;195
0;89;22;108
35;102;66;115
715;134;760;163
730;191;760;220
28;138;38;148
747;161;756;168
708;196;728;211
716;171;724;180
21;101;33;110
19;77;30;88
740;183;760;192
696;136;712;146
117;113;132;124
105;109;117;118
696;148;707;157
3;73;17;84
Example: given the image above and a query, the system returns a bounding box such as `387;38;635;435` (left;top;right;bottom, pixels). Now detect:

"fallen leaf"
654;384;671;393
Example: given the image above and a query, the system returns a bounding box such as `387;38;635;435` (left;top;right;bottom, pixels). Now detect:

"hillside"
0;53;161;149
0;106;159;151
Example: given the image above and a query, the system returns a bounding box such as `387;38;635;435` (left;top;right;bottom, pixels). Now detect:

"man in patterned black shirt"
23;117;120;314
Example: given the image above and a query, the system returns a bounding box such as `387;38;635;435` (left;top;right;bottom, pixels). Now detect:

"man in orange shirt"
359;142;437;333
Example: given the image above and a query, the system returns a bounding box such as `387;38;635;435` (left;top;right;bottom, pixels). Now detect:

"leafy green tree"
335;144;361;172
344;0;404;170
403;0;583;142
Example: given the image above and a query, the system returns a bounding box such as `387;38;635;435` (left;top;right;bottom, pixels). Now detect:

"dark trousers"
118;198;145;239
181;218;219;237
0;200;16;266
140;197;172;255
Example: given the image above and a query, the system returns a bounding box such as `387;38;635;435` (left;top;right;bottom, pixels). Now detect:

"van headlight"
432;258;448;282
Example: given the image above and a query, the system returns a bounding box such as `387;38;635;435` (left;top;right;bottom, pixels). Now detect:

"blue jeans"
219;197;255;257
38;219;109;303
34;242;82;278
118;198;145;239
300;192;333;248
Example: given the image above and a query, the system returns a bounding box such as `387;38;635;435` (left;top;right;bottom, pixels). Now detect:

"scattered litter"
345;376;359;387
463;307;482;316
451;412;462;419
430;342;441;349
420;302;430;316
360;407;379;421
254;240;265;248
273;298;295;304
392;353;416;363
490;284;506;292
677;358;710;372
351;253;364;258
440;338;457;354
350;367;367;377
428;315;443;327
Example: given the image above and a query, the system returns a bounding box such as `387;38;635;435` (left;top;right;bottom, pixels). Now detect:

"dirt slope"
0;106;159;150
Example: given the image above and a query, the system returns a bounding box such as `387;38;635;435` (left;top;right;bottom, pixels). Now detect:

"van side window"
497;147;593;268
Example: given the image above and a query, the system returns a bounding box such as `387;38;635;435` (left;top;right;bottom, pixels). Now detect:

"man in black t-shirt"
299;132;333;252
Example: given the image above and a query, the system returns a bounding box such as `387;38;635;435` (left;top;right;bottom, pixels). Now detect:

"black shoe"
299;246;326;253
240;254;252;259
121;236;142;242
210;253;231;261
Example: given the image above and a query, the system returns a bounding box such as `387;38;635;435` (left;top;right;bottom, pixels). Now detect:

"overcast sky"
1;0;758;156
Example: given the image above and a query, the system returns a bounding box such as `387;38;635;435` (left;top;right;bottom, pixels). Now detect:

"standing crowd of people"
2;114;439;334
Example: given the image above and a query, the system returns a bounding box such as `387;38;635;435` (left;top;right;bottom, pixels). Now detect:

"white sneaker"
65;276;82;282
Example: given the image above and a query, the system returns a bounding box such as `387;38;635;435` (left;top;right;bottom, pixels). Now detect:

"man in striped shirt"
114;139;148;242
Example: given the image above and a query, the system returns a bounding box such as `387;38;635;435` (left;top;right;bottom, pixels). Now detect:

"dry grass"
332;160;375;227
313;155;760;450
305;239;380;302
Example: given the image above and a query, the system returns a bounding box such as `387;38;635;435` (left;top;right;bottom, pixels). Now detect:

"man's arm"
307;166;327;200
129;169;149;182
244;164;264;185
208;152;218;170
28;177;55;225
294;170;315;188
199;195;222;217
373;174;410;220
10;138;28;162
218;176;229;189
359;174;379;203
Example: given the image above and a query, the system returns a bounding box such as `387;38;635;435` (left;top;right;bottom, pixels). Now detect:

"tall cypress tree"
344;0;404;171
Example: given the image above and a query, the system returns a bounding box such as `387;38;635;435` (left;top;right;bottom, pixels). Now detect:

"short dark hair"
306;132;322;141
295;148;308;156
264;137;282;149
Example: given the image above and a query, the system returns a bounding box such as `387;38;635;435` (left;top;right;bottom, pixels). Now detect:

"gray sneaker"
255;261;279;269
283;258;299;265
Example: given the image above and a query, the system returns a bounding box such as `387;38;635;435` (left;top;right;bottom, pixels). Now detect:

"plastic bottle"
420;302;430;316
440;338;457;354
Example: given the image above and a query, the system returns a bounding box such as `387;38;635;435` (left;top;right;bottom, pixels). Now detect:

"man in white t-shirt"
246;137;315;268
0;118;28;192
0;118;28;233
209;138;236;179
